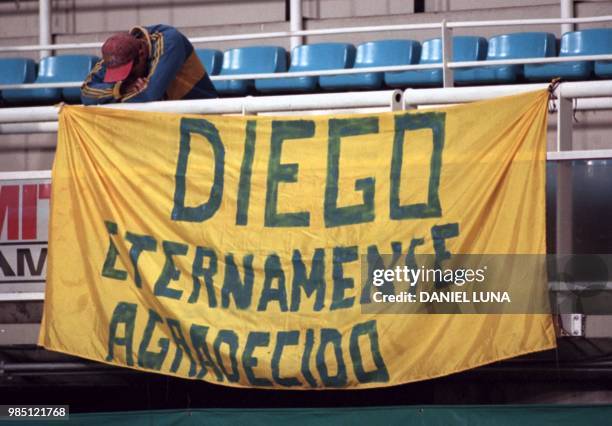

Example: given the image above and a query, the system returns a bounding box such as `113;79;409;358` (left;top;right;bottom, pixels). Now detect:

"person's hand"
132;77;147;92
121;77;148;95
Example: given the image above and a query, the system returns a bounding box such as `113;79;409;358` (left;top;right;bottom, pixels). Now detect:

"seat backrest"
0;58;37;84
289;43;356;71
560;28;612;56
195;49;223;75
419;39;442;64
487;32;556;60
219;46;287;76
354;40;420;68
37;55;99;82
419;36;488;64
454;36;488;61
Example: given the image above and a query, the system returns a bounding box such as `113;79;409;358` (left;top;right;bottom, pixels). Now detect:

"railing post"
290;0;303;50
39;0;52;59
441;20;454;88
561;0;574;35
556;94;573;254
390;90;403;111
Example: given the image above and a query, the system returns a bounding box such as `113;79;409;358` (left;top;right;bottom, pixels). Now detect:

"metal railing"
0;79;609;150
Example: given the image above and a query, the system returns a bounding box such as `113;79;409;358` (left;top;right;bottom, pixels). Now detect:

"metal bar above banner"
0;90;403;125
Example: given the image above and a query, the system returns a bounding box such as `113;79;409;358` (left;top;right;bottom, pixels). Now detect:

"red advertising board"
0;171;51;299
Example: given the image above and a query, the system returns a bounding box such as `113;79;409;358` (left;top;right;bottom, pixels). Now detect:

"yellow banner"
40;90;556;389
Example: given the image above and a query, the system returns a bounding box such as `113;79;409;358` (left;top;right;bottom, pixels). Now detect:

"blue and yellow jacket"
81;25;218;104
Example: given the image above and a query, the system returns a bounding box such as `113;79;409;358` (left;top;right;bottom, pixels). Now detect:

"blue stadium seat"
3;55;99;104
256;43;356;93
525;28;612;81
62;56;99;102
318;40;420;90
455;32;556;84
0;58;37;103
214;46;287;96
195;49;223;75
593;29;612;78
385;36;487;87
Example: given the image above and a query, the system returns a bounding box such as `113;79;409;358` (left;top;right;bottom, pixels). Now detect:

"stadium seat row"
200;29;612;95
1;28;611;104
0;55;99;104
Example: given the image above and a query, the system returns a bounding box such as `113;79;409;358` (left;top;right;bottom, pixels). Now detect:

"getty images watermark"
371;264;492;304
360;254;612;315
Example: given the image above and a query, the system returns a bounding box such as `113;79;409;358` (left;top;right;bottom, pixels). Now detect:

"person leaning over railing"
81;24;218;104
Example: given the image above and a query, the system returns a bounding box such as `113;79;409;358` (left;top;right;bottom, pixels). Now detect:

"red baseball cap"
101;32;141;83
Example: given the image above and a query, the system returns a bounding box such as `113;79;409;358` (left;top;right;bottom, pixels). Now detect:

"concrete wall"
1;1;612;171
2;1;612;54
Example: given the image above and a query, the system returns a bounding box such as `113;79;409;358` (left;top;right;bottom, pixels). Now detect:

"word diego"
372;266;487;287
172;113;445;228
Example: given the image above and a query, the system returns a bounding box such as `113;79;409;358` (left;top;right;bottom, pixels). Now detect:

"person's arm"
80;60;120;105
121;27;186;103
